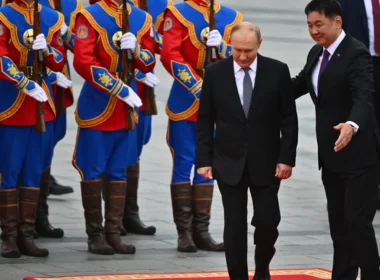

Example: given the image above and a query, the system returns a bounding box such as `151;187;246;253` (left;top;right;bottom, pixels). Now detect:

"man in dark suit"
292;1;380;279
195;22;298;280
338;0;380;208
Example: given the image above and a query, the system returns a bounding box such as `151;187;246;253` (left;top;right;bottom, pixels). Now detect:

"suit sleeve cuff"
346;121;359;134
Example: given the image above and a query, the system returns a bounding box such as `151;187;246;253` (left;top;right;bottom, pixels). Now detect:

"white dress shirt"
364;0;380;57
311;30;346;96
233;58;257;106
311;30;359;132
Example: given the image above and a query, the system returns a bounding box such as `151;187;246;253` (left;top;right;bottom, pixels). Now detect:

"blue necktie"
242;68;252;117
318;49;330;83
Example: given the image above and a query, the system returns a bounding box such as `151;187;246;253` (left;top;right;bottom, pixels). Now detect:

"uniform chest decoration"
23;29;34;49
200;27;210;44
112;31;122;49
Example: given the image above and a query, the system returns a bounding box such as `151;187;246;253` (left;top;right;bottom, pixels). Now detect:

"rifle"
121;0;136;130
140;0;157;115
54;0;65;115
33;0;46;132
208;0;217;64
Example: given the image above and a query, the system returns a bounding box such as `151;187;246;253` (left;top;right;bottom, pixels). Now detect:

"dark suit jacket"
338;0;370;48
195;55;298;186
292;35;380;172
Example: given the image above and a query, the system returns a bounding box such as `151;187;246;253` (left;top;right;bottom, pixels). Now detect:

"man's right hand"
197;167;213;180
123;86;142;108
22;81;48;102
119;32;137;53
275;163;292;179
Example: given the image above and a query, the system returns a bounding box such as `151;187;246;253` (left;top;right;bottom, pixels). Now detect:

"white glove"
60;22;68;37
56;72;72;88
143;72;160;88
206;30;222;47
23;82;48;102
119;32;137;53
123;86;142;108
150;26;154;38
32;33;48;52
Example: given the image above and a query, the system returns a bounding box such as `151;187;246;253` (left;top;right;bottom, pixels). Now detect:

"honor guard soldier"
160;0;242;252
39;0;80;197
117;0;171;236
72;0;156;255
0;0;66;258
33;0;81;240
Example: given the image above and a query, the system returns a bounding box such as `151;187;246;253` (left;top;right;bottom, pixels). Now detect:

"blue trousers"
127;110;152;167
0;121;54;189
73;128;131;181
43;121;55;170
136;109;152;159
166;120;213;185
126;128;138;168
54;109;67;146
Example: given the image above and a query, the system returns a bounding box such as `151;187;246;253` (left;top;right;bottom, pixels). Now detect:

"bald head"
230;22;261;43
230;22;262;68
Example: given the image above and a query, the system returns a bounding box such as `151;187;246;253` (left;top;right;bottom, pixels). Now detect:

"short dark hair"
304;0;342;19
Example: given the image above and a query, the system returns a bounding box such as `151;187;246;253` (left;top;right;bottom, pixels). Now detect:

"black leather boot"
35;168;64;238
123;163;156;235
48;175;74;195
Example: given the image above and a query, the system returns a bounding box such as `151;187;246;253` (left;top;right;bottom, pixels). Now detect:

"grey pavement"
2;0;379;279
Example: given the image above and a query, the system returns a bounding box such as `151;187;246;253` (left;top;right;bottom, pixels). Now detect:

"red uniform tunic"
73;0;155;131
0;0;66;126
44;0;83;109
159;0;241;122
129;0;172;112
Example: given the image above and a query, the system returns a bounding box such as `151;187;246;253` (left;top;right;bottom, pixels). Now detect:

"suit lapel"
318;35;350;95
306;46;322;103
226;56;246;120
247;54;262;119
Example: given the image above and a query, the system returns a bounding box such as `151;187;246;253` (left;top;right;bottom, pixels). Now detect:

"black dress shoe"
48;175;74;196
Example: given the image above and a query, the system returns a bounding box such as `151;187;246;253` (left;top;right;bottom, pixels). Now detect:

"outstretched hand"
333;123;354;152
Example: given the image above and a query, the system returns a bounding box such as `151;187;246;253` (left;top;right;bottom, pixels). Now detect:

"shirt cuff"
346;121;359;134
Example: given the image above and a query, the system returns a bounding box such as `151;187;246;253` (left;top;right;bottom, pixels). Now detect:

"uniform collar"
186;0;210;8
14;0;34;8
102;0;123;9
